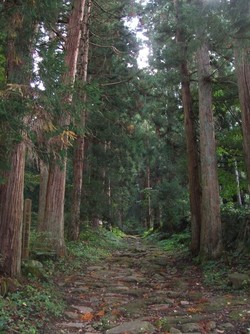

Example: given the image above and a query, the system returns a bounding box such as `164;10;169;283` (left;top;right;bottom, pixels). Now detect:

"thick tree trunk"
43;0;86;253
197;42;223;260
0;1;32;277
0;143;26;276
69;0;91;241
43;161;67;255
174;0;202;256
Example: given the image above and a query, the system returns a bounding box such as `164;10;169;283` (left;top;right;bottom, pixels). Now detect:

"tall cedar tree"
42;0;86;254
69;0;92;241
0;1;33;276
174;0;202;255
232;0;250;188
196;0;222;259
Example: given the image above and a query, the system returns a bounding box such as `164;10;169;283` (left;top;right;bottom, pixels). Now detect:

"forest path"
45;236;249;334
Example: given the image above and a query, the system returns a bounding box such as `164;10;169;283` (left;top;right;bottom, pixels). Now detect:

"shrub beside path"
44;236;250;334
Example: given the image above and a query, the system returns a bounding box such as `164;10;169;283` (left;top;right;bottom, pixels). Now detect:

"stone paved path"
44;237;250;334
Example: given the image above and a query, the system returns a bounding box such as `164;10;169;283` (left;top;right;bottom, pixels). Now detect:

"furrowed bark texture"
174;0;202;256
0;143;26;276
43;0;86;254
197;42;222;260
234;47;250;187
0;1;31;276
37;161;49;232
22;199;32;260
69;0;91;241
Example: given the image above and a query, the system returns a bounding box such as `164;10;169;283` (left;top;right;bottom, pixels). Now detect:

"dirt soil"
43;236;250;334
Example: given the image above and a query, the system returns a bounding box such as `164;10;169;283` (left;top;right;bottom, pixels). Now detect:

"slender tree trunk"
174;0;202;256
234;160;242;206
234;46;250;188
0;143;26;276
146;165;152;229
37;160;49;231
196;41;222;260
43;0;86;253
153;207;161;230
181;63;202;255
69;0;91;241
22;199;32;260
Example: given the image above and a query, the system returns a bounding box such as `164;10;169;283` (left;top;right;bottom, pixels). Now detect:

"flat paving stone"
71;305;93;313
105;320;156;334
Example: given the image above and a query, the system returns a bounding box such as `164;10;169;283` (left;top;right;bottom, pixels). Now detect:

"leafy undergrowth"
0;283;64;334
58;228;125;274
144;230;191;256
0;228;125;334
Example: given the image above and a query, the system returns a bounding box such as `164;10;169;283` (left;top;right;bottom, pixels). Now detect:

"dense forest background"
0;0;250;278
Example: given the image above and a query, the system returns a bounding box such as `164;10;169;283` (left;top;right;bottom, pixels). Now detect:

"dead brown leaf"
80;312;94;322
96;309;105;317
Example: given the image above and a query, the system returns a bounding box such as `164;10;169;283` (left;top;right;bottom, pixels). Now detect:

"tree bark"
234;160;242;206
196;41;223;260
37;160;49;232
234;46;250;188
22;199;32;260
69;0;91;241
0;143;26;276
43;161;67;255
174;0;202;256
146;165;152;229
43;0;86;253
0;1;32;277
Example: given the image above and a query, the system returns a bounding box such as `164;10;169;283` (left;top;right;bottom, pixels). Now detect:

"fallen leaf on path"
80;312;94;321
96;310;105;317
187;307;202;313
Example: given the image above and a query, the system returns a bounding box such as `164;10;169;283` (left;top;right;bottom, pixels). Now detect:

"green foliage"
156;317;171;331
221;204;250;251
55;228;125;274
202;260;229;290
0;53;6;88
111;227;126;238
121;220;146;235
0;228;125;333
157;231;191;252
0;284;64;333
